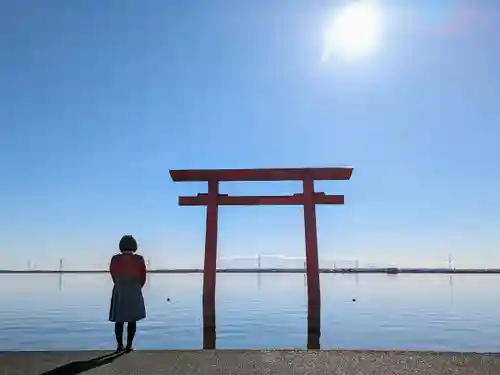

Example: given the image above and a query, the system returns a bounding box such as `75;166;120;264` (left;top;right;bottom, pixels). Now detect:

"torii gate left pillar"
170;167;353;349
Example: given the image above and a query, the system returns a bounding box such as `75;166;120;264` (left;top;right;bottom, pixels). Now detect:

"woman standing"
109;235;147;351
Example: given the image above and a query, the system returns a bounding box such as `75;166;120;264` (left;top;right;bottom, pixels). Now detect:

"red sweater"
110;253;146;287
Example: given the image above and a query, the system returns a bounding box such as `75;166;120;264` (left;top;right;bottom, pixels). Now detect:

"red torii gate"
170;167;353;348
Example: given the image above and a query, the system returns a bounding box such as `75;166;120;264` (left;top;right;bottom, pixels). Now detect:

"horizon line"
2;267;500;275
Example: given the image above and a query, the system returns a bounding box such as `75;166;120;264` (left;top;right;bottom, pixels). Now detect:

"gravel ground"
1;350;499;375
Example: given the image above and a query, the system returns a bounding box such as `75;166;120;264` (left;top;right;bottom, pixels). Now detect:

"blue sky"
1;0;499;270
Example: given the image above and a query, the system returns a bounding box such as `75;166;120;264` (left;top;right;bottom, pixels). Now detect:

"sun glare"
322;1;382;62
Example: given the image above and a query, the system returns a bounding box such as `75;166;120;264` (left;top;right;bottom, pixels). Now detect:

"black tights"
115;322;137;347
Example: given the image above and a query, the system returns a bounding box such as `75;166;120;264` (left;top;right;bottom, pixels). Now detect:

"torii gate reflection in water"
170;167;353;349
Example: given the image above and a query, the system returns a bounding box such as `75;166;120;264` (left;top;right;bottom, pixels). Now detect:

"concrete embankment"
1;349;498;375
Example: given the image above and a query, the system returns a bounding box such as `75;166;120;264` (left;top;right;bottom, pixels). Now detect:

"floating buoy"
352;298;356;302
166;298;170;302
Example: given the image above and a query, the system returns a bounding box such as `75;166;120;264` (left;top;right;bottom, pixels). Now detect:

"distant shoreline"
1;268;500;274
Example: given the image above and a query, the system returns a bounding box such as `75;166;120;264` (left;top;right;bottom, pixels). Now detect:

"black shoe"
125;345;134;352
116;344;124;352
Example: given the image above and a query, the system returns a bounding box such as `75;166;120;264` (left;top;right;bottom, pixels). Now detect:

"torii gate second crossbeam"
170;167;353;349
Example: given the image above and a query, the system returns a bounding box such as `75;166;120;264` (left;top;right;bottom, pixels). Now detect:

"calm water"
0;274;499;351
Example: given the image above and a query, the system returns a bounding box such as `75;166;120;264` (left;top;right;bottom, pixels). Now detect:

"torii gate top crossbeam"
170;167;353;182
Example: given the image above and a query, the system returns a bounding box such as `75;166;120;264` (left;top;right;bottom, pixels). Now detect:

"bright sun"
322;1;382;62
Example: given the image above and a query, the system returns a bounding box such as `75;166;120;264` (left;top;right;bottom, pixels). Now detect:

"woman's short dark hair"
119;235;138;252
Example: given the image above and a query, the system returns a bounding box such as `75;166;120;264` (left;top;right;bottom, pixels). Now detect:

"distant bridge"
216;254;395;270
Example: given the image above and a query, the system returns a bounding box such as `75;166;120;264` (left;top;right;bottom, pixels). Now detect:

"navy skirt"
109;276;146;323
